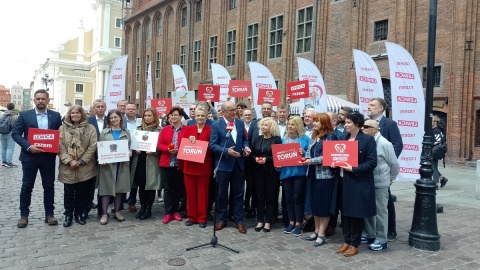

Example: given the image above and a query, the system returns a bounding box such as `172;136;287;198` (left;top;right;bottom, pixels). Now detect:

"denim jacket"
306;133;337;180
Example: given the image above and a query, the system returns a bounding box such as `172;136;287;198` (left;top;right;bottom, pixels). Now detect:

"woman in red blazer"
157;107;186;224
180;107;213;228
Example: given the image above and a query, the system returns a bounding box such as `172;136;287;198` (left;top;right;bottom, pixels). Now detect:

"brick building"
0;85;11;108
123;0;479;163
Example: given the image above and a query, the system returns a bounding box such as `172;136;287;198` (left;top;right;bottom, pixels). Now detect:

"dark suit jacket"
248;119;260;145
87;115;107;139
11;109;62;162
209;118;249;172
378;117;403;158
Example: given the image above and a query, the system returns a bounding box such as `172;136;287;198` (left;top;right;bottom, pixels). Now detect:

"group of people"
7;89;449;258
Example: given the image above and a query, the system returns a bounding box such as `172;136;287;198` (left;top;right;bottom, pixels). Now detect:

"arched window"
156;16;163;36
145;20;152;43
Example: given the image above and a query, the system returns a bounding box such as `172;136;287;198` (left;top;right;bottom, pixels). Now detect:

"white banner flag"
386;42;425;181
297;57;328;113
353;49;384;116
145;61;153;108
248;62;277;117
104;55;128;112
211;63;232;104
172;64;188;92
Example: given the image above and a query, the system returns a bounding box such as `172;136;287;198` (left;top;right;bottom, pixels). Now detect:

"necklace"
261;136;271;153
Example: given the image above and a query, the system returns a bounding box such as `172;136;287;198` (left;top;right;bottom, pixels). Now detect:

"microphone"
226;121;234;138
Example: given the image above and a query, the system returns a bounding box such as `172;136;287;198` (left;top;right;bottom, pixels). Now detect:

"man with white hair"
303;108;316;137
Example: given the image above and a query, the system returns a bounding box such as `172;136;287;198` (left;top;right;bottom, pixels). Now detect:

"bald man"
361;120;399;251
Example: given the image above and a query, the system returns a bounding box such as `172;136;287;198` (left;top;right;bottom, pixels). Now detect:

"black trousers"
85;176;97;214
244;158;256;210
138;184;156;206
64;179;92;216
254;171;279;224
159;166;184;215
342;216;364;248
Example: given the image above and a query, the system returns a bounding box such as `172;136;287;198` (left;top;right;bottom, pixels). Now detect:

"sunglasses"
362;125;376;130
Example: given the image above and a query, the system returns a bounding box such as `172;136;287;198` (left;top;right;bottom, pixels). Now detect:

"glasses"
189;108;195;111
362;125;375;130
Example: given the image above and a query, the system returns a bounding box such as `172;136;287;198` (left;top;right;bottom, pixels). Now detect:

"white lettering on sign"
291;84;306;91
34;143;53;148
33;134;54;140
183;148;203;155
277;151;298;160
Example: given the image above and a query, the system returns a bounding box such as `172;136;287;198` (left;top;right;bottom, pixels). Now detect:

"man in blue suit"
367;97;403;242
210;101;251;234
12;89;62;228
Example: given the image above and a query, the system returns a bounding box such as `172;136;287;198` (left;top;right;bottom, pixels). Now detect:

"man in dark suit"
367;97;403;242
86;99;107;217
12;89;62;228
210;101;251;234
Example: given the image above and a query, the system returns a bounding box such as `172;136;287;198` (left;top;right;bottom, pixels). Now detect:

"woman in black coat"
333;111;377;257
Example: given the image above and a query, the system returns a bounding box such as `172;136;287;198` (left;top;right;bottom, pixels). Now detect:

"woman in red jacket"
180;107;212;228
157;106;185;224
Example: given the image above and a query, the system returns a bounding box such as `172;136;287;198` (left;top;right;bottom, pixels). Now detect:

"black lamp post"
408;0;440;251
41;74;54;91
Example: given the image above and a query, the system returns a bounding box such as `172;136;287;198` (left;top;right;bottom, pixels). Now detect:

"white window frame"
115;17;122;28
74;99;83;106
75;83;84;93
114;36;121;48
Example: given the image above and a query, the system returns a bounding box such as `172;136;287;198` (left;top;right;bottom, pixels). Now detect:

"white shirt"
96;115;105;131
126;117;137;133
224;118;237;144
278;121;287;139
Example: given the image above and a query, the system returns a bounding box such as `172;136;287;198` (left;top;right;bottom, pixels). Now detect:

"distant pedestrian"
432;115;448;188
0;102;18;168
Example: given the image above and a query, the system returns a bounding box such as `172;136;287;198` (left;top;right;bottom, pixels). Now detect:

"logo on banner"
360;97;371;103
257;89;280;106
198;85;220;102
397;96;418;103
175;85;187;91
287;80;310;98
110;91;122;96
359;76;377;84
335;144;346;153
395;72;415;79
228;80;251;98
398;120;418;127
33;134;54;140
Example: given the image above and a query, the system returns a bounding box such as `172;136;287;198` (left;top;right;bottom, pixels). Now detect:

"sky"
0;0;95;89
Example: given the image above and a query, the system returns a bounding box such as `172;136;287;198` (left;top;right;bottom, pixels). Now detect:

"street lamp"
408;0;440;251
41;74;54;91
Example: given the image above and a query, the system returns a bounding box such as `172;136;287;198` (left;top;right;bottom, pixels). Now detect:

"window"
136;57;140;82
146;55;150;80
115;18;122;28
75;99;83;106
209;36;217;69
145;20;152;43
136;26;141;44
195;1;202;22
229;0;237;9
193;40;201;72
246;23;258;62
226;30;236;66
157;17;163;36
75;84;84;93
179;45;186;70
374;20;388;41
296;6;313;54
181;7;187;27
155;51;161;79
114;37;121;48
422;66;442;88
269;15;283;59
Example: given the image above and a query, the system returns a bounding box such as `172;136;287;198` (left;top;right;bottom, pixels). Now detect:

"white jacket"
373;132;399;189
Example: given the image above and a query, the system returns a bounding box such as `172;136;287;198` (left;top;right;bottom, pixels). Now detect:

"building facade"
0;85;11;109
123;0;480;164
22;88;32;111
33;0;128;115
10;83;23;110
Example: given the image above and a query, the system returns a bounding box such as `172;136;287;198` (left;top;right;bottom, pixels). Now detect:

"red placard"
198;85;220;102
257;89;281;106
150;98;172;116
27;128;60;153
322;140;358;167
287;80;310;99
177;138;209;163
271;143;302;167
228;80;251;98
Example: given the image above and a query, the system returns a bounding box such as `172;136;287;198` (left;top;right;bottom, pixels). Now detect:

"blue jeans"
1;132;15;164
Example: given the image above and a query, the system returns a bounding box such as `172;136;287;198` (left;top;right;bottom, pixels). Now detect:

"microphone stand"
186;131;239;253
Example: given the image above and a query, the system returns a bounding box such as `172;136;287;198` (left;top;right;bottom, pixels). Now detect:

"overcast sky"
0;0;95;89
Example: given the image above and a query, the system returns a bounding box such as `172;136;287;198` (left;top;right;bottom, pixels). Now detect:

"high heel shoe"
254;225;264;232
263;227;271;233
306;232;318;241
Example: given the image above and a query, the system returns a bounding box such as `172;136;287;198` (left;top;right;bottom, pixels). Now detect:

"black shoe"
254;225;264;232
140;206;152;220
263;227;271;233
440;177;448;188
199;222;207;228
63;215;73;227
136;204;146;219
81;211;89;220
207;212;214;221
185;220;195;226
75;215;86;225
89;202;97;209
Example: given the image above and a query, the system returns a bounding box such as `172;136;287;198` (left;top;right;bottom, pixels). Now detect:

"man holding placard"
12;89;63;228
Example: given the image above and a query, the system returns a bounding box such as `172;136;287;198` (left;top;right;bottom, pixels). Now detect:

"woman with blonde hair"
250;117;282;232
58;105;98;227
131;108;162;220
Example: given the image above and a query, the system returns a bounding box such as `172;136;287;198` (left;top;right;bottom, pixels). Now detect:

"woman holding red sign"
278;116;310;236
302;113;339;247
250;117;282;232
97;109;132;225
180;107;212;228
130;108;162;220
157;106;186;224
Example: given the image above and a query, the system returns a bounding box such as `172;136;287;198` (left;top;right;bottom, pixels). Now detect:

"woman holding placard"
180;107;212;228
302;113;338;246
333;111;377;257
97;109;132;225
250;117;282;233
157;106;185;224
130;108;162;220
58;105;97;227
278;116;309;236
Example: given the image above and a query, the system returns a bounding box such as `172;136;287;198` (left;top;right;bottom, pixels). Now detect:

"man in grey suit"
12;89;63;228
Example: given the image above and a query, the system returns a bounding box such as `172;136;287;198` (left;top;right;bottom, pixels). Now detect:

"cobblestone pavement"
1;147;480;269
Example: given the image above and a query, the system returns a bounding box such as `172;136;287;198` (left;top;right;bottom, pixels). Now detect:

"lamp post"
41;74;54;91
408;0;440;251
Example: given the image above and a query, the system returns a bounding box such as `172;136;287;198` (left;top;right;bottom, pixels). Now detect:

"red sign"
322;140;358;167
198;85;220;102
257;89;281;106
150;98;172;116
271;143;302;167
287;80;310;98
27;128;60;153
228;80;251;98
177;138;209;163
